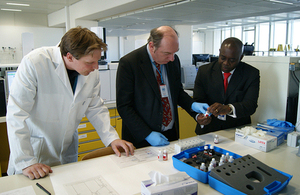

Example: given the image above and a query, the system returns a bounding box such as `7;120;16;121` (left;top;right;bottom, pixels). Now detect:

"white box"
141;177;198;195
235;131;277;152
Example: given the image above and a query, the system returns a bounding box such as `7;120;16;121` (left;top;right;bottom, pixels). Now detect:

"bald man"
193;37;260;135
116;26;209;148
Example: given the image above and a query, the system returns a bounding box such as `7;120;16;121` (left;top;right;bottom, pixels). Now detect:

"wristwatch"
228;104;234;115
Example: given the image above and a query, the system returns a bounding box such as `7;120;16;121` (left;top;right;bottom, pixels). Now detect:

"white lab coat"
6;46;119;175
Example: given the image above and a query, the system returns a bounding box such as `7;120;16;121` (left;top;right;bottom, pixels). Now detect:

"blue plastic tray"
208;168;293;195
172;144;242;183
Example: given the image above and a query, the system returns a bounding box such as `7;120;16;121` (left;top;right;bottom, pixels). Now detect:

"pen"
36;182;51;195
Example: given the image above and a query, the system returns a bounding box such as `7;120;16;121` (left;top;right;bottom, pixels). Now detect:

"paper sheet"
109;148;157;168
0;186;36;195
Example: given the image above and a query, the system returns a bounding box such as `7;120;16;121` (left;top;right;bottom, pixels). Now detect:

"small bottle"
225;152;230;163
200;162;206;172
203;145;209;155
209;145;214;156
219;159;225;166
158;150;163;161
214;135;219;144
208;163;214;171
228;156;234;163
211;158;217;167
220;154;225;163
163;149;168;161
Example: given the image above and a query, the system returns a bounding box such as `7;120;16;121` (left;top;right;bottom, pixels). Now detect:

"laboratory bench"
0;128;299;195
0;101;197;176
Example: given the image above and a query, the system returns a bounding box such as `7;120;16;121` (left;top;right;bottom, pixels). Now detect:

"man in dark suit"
194;37;260;135
116;26;209;148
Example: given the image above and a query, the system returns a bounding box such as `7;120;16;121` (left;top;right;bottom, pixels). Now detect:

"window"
257;22;270;55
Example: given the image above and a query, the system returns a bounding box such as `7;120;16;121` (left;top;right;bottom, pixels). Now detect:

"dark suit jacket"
116;45;195;148
193;60;260;135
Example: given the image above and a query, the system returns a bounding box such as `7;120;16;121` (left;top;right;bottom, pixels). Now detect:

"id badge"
160;85;169;98
217;115;226;121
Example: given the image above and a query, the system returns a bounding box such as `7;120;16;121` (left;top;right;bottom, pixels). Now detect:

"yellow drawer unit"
78;122;94;133
78;140;104;153
81;116;88;122
109;108;116;117
78;153;87;161
78;131;100;143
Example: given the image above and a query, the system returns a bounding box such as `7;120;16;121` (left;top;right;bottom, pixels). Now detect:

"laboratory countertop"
0;129;299;195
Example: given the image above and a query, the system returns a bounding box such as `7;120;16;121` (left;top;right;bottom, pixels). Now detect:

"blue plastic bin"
172;144;242;183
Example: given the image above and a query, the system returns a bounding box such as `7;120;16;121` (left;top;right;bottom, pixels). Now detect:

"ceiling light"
247;20;258;23
6;3;30;6
232;22;242;25
1;8;22;12
269;0;293;5
198;28;207;30
207;26;217;28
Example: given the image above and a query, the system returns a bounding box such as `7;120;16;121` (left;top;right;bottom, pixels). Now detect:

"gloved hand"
191;102;209;114
145;131;170;146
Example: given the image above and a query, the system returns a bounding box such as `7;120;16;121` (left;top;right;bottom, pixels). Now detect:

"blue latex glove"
267;119;295;128
145;131;170;146
191;102;209;114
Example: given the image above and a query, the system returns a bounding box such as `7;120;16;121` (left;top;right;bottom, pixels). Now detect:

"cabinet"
0;122;9;176
77;107;122;161
178;107;197;139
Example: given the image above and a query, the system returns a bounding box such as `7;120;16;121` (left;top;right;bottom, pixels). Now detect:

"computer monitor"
210;56;219;62
5;70;17;96
192;54;210;65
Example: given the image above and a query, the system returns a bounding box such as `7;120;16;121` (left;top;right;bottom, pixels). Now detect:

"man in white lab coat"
6;27;134;180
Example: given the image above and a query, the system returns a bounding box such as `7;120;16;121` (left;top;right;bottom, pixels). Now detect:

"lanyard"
152;61;164;84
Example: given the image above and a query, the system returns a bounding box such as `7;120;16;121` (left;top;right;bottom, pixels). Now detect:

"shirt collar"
222;69;235;75
146;43;155;64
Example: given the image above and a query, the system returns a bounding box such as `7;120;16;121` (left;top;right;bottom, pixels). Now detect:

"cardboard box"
141;177;198;195
255;126;285;146
257;123;294;139
235;131;277;152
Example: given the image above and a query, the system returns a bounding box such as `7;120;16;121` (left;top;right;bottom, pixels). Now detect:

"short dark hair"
147;26;178;48
59;26;107;59
221;37;244;56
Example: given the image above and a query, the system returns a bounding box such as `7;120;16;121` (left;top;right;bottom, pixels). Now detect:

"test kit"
172;145;292;194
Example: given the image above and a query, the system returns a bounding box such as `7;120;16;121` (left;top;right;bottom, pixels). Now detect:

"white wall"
0;26;65;63
175;25;193;65
0;12;65;64
106;36;119;62
193;32;204;54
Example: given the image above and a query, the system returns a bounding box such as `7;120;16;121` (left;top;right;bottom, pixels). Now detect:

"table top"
0;129;299;195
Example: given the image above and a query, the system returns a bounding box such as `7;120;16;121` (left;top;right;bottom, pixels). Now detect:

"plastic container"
208;154;293;195
172;144;242;183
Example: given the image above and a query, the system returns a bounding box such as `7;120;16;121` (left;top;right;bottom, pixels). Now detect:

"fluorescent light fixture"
176;0;190;5
1;8;21;11
198;27;207;30
269;0;293;5
232;22;242;25
6;3;30;6
247;20;258;23
218;24;228;26
207;26;217;28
